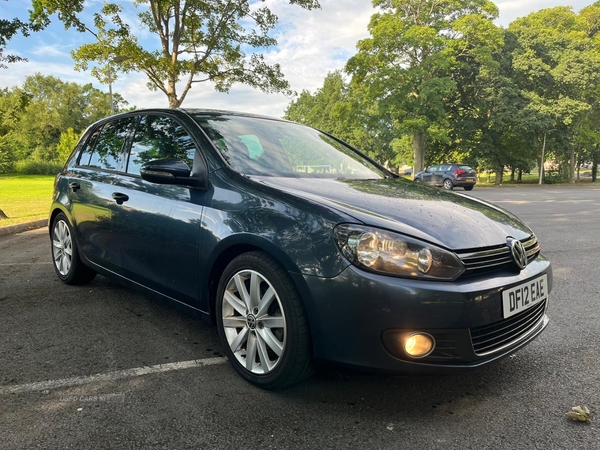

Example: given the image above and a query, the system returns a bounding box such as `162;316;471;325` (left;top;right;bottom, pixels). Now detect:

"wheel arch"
204;235;310;324
49;205;72;237
204;236;318;358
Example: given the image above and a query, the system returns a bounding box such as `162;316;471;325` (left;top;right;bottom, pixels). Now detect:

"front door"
110;114;205;306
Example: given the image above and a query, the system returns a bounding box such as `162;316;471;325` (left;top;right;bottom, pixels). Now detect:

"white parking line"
0;262;53;265
0;357;228;395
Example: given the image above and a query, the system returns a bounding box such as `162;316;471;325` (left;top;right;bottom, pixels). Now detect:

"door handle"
111;192;129;205
69;182;81;192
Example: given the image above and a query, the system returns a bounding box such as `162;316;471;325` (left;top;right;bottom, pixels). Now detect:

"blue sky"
1;0;595;118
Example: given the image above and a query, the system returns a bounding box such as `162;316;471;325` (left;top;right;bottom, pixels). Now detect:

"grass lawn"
477;172;540;186
477;170;598;186
0;174;55;227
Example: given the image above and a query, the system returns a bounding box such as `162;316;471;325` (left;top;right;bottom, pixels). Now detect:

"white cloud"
31;45;70;57
1;60;93;89
265;0;372;94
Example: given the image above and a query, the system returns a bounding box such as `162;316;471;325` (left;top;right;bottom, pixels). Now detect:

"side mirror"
140;158;202;187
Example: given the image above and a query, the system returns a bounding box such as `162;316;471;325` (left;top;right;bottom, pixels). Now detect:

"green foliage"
390;136;413;168
543;170;564;185
285;72;352;139
503;5;600;181
0;74;121;173
0;138;14;173
284;71;397;165
31;0;321;108
346;0;502;173
57;128;81;163
14;159;63;175
285;2;600;181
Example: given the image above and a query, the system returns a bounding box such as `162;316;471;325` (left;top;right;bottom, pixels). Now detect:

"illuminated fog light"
404;333;435;358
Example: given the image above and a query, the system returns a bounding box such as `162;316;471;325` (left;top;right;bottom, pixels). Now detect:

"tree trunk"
538;150;544;184
495;168;503;185
412;133;425;177
510;167;515;182
517;169;523;182
0;209;8;219
167;73;181;108
167;91;181;108
569;146;576;183
593;158;598;183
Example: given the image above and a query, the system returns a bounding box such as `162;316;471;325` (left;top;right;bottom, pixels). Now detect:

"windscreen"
193;114;385;179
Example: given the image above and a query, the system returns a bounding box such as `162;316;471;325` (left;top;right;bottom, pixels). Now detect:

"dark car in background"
414;164;477;190
50;109;551;389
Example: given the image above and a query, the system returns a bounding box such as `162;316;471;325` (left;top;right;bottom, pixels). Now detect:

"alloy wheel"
221;269;287;374
52;219;73;276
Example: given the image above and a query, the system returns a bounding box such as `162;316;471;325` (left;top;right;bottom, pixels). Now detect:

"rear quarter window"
80;117;136;171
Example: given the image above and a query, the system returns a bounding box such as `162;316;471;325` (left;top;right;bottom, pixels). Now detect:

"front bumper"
297;256;552;373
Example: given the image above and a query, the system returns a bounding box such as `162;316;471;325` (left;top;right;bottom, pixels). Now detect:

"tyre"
464;186;474;191
216;251;313;389
51;212;96;285
443;179;454;190
414;178;423;183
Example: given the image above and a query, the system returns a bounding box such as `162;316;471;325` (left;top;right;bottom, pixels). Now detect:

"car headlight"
333;224;464;281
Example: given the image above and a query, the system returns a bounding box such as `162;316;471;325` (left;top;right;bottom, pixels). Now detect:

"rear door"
434;164;451;184
69;117;135;271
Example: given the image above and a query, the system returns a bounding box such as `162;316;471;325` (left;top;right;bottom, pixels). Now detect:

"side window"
87;117;135;171
126;115;197;176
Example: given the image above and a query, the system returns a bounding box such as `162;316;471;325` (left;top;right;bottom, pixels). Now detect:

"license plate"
502;274;548;318
466;178;475;182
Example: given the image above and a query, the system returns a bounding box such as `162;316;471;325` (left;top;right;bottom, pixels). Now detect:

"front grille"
470;299;547;356
457;236;540;277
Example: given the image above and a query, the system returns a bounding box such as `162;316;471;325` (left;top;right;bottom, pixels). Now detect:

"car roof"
84;108;296;135
180;108;291;122
104;108;292;123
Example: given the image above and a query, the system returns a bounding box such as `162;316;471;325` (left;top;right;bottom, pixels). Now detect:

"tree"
284;71;397;165
31;0;321;108
446;27;541;184
0;86;31;170
0;74;126;172
285;72;353;138
57;128;80;162
346;0;501;176
508;6;600;182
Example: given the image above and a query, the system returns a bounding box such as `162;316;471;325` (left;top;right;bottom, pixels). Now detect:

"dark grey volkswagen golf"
50;109;552;389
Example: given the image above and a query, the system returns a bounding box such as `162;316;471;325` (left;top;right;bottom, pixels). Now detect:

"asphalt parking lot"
1;185;599;449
